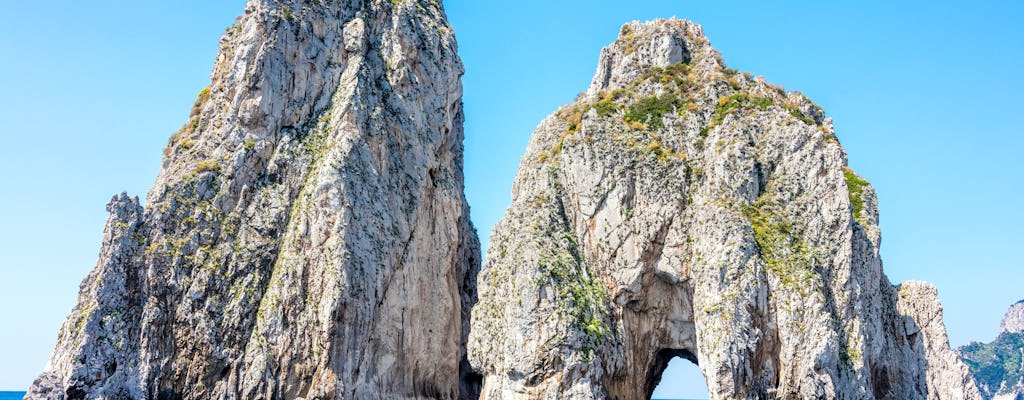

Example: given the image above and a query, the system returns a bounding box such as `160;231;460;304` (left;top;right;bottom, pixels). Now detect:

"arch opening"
648;349;709;400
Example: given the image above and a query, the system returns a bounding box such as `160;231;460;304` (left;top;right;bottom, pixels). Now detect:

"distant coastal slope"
959;301;1024;399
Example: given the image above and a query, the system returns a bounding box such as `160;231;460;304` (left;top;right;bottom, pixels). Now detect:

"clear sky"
0;1;1020;398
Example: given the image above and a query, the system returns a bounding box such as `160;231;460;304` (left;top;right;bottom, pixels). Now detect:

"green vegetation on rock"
194;160;221;174
716;93;772;118
540;251;609;342
624;93;684;130
742;195;818;292
960;332;1024;398
279;5;294;21
784;103;816;126
843;167;869;226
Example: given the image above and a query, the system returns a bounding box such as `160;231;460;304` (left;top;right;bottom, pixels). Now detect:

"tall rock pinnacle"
27;0;479;399
467;19;979;400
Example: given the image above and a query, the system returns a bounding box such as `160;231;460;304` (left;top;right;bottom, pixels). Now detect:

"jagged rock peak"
1000;300;1024;334
587;19;714;97
28;0;479;399
468;18;979;400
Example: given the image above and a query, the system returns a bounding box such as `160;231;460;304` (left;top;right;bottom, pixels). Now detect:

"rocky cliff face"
959;301;1024;400
467;19;979;400
28;0;479;399
1000;301;1024;335
898;283;983;399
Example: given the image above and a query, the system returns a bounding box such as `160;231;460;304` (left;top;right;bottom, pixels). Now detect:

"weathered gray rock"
1000;301;1024;335
28;0;479;399
467;19;979;400
897;282;983;400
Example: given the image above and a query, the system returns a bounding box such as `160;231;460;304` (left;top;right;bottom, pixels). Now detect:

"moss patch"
742;196;818;292
624;93;684;130
529;193;611;360
539;249;610;356
843;167;869;226
710;93;772;128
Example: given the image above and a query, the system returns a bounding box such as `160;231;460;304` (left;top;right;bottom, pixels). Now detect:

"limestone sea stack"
26;4;980;399
466;19;980;400
27;0;479;399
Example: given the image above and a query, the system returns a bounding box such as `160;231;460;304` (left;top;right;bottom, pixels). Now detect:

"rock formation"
28;4;982;399
28;0;479;399
1000;301;1024;335
959;301;1024;400
898;282;984;399
467;19;980;400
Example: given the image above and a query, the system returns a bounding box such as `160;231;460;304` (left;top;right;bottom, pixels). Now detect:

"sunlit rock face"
467;19;979;400
27;0;480;399
999;301;1024;334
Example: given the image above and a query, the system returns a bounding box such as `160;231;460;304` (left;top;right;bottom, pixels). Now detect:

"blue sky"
0;1;1021;398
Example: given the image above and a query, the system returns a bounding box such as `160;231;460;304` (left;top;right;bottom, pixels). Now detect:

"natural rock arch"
467;19;980;400
19;1;980;398
645;349;701;400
